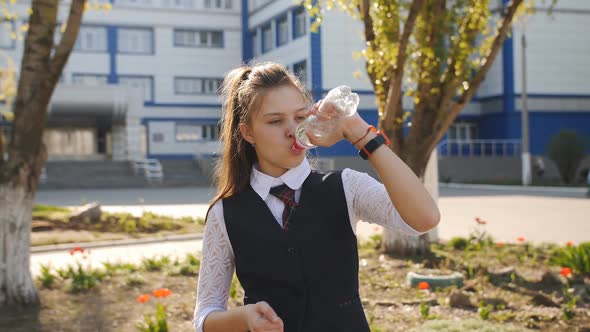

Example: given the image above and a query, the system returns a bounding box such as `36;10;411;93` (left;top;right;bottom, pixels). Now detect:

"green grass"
33;205;71;218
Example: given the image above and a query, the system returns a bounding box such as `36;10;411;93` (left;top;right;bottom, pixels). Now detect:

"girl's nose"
287;120;297;138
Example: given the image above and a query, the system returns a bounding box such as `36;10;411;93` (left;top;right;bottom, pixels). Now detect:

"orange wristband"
352;126;376;146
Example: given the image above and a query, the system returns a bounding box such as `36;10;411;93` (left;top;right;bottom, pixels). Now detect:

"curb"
440;182;587;194
30;233;204;254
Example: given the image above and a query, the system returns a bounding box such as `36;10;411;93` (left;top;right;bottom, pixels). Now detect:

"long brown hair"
207;62;311;219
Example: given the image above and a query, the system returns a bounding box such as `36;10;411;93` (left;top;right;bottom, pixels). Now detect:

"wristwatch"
358;131;390;160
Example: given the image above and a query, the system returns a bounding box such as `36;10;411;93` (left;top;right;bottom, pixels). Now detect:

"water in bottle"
291;85;360;152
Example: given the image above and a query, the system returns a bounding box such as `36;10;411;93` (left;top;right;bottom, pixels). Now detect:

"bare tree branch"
358;0;376;85
432;0;525;152
380;0;425;150
49;0;86;88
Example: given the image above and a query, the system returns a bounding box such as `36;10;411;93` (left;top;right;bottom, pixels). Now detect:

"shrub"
551;242;590;276
141;257;171;272
546;130;588;184
447;237;469;251
58;263;104;293
37;264;57;289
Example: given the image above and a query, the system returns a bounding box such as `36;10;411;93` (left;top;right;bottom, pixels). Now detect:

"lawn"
3;235;589;331
31;205;206;247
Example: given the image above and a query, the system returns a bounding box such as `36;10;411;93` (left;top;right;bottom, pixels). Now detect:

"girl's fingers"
255;301;281;323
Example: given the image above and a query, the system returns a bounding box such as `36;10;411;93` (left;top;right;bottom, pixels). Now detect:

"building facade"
0;0;588;166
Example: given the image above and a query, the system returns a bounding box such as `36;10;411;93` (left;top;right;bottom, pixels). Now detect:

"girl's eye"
269;119;281;124
296;116;306;121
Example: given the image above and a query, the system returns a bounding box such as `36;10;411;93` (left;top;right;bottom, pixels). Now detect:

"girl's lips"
290;147;304;155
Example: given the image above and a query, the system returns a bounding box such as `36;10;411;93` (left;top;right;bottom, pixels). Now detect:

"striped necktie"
269;184;298;231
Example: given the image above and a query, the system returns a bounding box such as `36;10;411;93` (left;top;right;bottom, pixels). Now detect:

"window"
448;122;478;141
251;29;259;56
161;0;194;9
174;77;221;95
119;76;153;102
152;132;164;142
261;24;272;53
277;16;288;46
175;77;202;95
293;60;307;84
203;78;222;94
117;0;153;6
72;74;109;86
74;26;107;52
176;123;218;141
210;31;222;47
117;27;153;54
176;123;201;141
293;8;306;39
204;0;231;9
174;29;223;48
202;124;219;140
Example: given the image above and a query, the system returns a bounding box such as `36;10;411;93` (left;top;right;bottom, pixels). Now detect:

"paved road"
30;237;203;277
31;185;590;277
35;184;588;206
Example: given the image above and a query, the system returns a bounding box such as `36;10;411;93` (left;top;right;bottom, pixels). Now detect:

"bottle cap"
290;140;307;153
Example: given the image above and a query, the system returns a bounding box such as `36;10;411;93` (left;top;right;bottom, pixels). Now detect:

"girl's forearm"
345;117;440;232
203;306;249;332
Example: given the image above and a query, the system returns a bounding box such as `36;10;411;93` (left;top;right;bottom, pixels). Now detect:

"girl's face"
240;85;308;177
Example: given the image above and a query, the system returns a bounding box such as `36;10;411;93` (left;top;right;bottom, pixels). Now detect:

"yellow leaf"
0;110;14;121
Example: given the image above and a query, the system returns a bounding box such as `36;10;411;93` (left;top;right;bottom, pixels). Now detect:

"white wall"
321;10;371;92
513;8;590;94
249;0;293;27
147;120;219;155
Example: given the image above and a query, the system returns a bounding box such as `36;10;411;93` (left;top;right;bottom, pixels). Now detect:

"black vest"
223;171;370;332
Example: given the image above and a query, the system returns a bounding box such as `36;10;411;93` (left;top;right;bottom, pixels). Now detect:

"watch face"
359;134;386;160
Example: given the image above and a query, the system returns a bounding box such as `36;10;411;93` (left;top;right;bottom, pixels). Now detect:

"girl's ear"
239;123;255;145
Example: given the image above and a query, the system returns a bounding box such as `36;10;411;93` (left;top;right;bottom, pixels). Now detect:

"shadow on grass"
0;287;111;331
0;304;41;332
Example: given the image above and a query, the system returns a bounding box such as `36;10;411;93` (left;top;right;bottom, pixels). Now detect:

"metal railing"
131;158;164;183
437;139;521;157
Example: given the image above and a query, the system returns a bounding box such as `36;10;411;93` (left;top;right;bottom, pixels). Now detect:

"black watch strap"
358;133;387;160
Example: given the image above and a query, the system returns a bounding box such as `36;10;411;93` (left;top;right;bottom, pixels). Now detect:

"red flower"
566;241;574;247
69;247;84;256
475;217;487;225
560;267;572;277
153;288;172;298
497;242;504;247
418;282;430;290
516;237;526;243
137;294;150;303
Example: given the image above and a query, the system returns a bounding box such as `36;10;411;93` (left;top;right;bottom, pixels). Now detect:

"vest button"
287;247;296;256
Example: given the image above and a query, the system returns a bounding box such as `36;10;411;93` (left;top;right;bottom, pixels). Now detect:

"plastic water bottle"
291;85;360;152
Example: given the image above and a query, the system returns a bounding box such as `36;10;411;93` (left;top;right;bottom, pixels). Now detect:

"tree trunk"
0;184;38;306
0;0;86;306
383;149;439;255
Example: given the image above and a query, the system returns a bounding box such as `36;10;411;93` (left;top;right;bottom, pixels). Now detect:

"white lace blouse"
193;159;425;331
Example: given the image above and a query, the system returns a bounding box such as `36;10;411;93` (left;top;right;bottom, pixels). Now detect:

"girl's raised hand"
304;99;367;148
